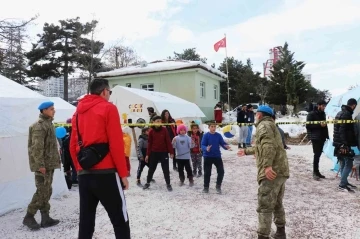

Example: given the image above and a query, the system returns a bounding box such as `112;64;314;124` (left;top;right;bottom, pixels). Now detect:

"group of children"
125;117;231;193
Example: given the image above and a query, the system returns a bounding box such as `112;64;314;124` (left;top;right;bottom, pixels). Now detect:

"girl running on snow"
172;124;194;186
188;123;204;177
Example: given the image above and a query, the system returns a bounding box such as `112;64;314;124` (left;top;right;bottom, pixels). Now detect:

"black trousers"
78;173;130;239
204;157;224;188
312;140;325;173
177;159;193;181
136;159;148;180
173;153;178;168
146;152;171;184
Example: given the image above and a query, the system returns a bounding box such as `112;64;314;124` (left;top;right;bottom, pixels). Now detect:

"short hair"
208;121;217;126
347;98;357;106
90;78;110;95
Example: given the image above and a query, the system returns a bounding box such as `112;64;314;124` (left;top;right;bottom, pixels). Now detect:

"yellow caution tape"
53;119;360;127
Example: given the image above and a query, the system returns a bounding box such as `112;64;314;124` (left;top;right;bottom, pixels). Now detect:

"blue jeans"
339;157;353;187
246;126;253;145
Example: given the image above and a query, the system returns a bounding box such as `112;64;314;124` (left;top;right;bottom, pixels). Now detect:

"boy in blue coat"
201;122;231;193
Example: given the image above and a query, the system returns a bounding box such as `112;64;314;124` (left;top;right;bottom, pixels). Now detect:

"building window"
126;83;131;88
112;84;118;87
214;85;218;100
141;83;154;91
200;81;205;98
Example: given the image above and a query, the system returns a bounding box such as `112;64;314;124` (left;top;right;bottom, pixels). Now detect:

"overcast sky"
2;0;360;97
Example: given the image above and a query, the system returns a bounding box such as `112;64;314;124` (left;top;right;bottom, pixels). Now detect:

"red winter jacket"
70;95;128;178
146;127;174;156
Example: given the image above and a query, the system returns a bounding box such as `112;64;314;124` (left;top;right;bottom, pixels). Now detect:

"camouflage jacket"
28;113;61;172
245;116;289;183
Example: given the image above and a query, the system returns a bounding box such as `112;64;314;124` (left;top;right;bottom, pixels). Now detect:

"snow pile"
96;60;227;79
1;146;360;238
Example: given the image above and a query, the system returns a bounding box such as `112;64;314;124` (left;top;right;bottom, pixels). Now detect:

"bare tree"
104;43;140;69
256;78;269;104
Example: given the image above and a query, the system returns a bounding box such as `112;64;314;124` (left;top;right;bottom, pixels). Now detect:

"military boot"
40;212;59;228
274;226;286;239
23;212;41;230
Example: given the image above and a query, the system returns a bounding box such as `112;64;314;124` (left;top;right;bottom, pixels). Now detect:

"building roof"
96;60;227;79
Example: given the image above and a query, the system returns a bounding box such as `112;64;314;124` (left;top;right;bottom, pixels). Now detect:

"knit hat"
177;124;187;134
258;105;274;116
347;98;357;106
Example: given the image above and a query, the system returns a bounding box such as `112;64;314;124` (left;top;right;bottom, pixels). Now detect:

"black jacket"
306;109;329;141
333;105;357;148
237;110;247;124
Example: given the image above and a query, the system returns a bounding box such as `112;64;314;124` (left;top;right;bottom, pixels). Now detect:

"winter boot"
189;177;194;187
143;183;150;190
216;184;222;194
167;184;173;191
202;187;209;193
273;226;286;239
40;212;59;228
313;173;320;181
23;213;41;230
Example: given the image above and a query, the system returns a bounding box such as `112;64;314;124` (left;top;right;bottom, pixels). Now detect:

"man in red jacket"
143;116;174;191
70;79;130;239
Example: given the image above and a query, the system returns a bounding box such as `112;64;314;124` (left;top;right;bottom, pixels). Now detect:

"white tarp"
0;75;68;216
110;86;206;158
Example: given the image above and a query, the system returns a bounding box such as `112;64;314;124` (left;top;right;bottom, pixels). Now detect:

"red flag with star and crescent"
214;37;226;52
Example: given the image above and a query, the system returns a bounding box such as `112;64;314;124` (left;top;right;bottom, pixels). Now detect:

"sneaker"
143;183;150;190
338;185;355;193
136;179;142;186
167;184;173;191
318;173;326;179
202;187;209;193
216;185;222;194
347;183;357;189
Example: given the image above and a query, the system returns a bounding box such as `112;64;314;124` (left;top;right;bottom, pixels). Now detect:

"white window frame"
125;83;131;88
140;83;154;91
214;85;218;100
200;81;205;98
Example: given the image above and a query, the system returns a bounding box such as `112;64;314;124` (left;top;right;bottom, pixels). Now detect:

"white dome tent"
0;74;69;215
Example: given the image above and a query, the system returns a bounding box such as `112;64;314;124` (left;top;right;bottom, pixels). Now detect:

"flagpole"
224;33;230;109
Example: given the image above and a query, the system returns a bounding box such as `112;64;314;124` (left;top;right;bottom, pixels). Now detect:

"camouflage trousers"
27;169;54;215
257;176;287;237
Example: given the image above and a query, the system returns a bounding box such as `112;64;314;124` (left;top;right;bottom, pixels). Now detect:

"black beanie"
347;98;357;106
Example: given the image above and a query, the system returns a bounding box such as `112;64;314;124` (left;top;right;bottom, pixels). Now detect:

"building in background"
97;60;227;120
263;46;282;79
38;77;64;98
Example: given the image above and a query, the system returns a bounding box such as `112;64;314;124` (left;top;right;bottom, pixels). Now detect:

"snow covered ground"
1;145;360;239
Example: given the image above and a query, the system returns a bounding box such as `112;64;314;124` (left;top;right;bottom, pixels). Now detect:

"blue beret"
38;101;54;110
258;105;274;116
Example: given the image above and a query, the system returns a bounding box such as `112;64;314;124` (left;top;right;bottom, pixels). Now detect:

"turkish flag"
214;37;226;52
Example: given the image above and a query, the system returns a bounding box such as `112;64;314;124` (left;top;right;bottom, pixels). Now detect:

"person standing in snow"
246;104;255;147
237;104;249;149
136;127;155;186
172;124;194;186
238;105;289;239
201;122;231;194
306;100;329;181
188;123;204;177
23;101;60;230
161;109;178;171
143;116;174;191
333;98;358;193
147;107;157;123
70;79;130;239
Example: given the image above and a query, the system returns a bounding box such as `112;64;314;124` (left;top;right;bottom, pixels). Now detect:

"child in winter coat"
123;130;132;177
201;122;231;194
172;124;194;186
136;127;155;186
188;123;204;177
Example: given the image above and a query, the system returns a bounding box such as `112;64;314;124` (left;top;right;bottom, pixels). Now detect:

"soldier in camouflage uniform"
23;101;61;230
238;105;289;239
